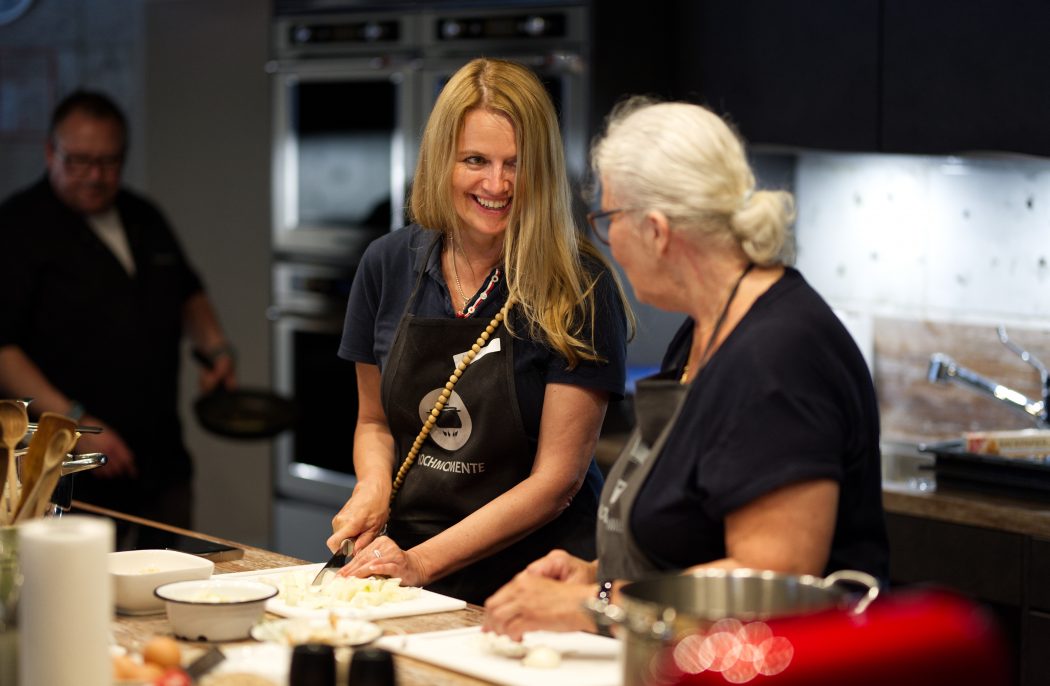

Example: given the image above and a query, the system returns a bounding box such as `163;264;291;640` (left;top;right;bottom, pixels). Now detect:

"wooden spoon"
15;416;78;522
0;400;29;524
14;413;78;522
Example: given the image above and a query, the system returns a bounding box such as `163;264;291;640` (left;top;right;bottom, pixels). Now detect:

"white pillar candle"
18;516;113;686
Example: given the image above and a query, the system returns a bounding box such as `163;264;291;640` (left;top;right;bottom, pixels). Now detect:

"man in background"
0;90;235;528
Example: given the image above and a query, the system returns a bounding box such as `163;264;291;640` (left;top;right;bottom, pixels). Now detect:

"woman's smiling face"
452;108;516;239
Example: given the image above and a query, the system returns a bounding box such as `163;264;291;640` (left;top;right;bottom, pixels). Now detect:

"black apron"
596;372;689;581
380;235;596;604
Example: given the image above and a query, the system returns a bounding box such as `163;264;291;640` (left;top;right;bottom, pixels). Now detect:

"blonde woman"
484;98;888;638
327;59;632;604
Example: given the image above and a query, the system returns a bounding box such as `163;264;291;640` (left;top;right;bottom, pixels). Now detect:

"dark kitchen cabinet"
881;0;1050;156
589;3;678;140
673;0;1050;157
884;514;1050;686
1026;539;1050;685
674;0;880;151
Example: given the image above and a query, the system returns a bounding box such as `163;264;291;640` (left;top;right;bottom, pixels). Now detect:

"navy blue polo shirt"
339;223;628;450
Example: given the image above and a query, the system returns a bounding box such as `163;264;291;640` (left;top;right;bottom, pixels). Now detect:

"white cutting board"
376;626;622;686
219;563;466;620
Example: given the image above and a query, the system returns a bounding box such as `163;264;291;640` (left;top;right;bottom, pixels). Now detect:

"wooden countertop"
83;502;496;686
880;449;1050;539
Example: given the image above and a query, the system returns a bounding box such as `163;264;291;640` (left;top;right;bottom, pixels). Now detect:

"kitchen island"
879;448;1050;686
85;502;497;686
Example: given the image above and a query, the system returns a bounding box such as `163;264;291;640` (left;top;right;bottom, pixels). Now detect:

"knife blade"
311;537;353;586
185;645;225;681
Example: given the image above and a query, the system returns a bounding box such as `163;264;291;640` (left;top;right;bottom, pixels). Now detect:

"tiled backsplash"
793;152;1050;441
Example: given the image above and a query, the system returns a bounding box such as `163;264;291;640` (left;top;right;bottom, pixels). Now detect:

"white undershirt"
86;208;136;276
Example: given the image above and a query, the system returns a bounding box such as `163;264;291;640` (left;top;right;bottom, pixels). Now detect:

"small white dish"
251;617;382;647
155;578;277;642
206;643;292;683
109;549;214;615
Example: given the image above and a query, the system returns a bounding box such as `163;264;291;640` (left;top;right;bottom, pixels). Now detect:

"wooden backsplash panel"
874;318;1050;443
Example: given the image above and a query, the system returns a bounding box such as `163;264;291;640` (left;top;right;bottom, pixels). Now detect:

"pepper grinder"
348;646;396;686
289;643;336;686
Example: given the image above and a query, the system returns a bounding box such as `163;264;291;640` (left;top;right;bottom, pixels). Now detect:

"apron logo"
419;388;472;452
598;506;623;532
452;337;501;369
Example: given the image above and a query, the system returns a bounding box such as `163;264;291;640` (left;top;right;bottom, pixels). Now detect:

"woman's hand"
326;480;390;553
523;549;597;584
336;535;428;587
328;362;397;554
482;570;596;641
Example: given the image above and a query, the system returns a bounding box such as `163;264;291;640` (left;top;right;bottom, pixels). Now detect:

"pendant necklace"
681;263;755;385
447;231;471;312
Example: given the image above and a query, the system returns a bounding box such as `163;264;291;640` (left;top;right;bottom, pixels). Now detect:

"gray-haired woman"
483;98;888;638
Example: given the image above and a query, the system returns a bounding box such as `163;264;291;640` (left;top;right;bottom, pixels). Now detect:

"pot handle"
822;569;880;615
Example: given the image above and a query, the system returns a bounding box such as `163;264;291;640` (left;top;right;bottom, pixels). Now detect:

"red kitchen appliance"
659;589;1010;686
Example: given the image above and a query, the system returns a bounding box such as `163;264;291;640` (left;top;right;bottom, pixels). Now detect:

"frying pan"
192;350;299;440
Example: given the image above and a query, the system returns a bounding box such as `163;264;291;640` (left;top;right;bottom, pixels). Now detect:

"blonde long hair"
411;58;632;366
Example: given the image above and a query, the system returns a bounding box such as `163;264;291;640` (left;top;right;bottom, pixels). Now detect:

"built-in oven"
270;260;360;560
269;11;421;260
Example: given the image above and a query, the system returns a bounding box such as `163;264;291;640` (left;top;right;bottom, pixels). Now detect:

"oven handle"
265;56;418;75
267;306;346;323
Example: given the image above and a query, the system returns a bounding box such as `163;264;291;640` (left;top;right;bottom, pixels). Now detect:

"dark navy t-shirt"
339;222;628;457
632;268;889;580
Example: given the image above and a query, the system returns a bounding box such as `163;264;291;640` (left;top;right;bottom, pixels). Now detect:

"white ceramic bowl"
109;549;215;615
155;578;278;642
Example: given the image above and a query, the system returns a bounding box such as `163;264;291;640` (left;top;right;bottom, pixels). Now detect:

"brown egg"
112;654;141;680
143;635;182;669
138;661;166;681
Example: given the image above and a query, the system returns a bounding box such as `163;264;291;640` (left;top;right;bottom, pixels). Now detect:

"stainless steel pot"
589;568;879;686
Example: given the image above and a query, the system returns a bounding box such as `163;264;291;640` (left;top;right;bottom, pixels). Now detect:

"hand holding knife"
312;537;354;586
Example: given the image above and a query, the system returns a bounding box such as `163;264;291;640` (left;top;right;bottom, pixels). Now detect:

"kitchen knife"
311;537;353;586
185;645;225;681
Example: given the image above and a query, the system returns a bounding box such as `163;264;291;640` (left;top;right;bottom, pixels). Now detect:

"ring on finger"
373;549;382;559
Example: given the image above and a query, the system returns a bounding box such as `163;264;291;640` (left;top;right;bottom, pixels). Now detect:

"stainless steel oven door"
272;300;358;509
270;57;419;259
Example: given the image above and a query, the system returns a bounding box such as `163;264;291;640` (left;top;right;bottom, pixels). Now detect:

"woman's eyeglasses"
586;208;628;245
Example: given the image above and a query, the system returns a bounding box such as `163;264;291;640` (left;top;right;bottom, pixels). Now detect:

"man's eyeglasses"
55;146;124;176
586;208;632;245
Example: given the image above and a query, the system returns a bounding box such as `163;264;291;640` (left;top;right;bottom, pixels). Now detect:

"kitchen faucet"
927;325;1050;427
928;325;1050;428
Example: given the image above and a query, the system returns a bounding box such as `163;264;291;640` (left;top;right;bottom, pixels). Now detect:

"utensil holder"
0;526;21;685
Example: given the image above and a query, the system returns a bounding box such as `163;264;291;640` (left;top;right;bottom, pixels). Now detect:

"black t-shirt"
632;268;889;580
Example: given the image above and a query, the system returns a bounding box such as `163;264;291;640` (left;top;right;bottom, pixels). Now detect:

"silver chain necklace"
447;231;471;311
